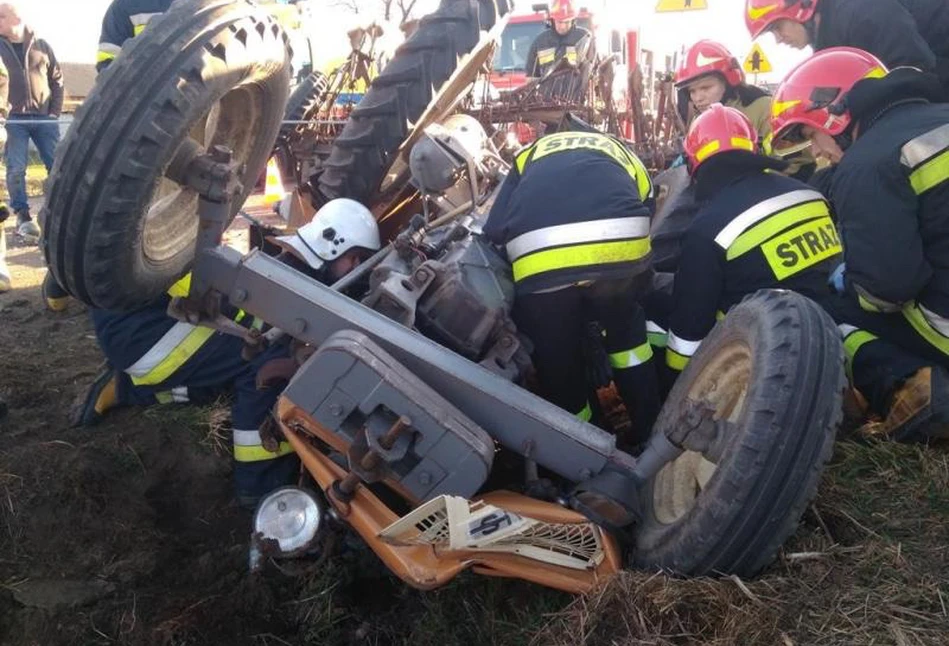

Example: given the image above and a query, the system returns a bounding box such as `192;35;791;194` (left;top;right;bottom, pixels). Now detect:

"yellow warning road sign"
743;43;773;74
655;0;708;12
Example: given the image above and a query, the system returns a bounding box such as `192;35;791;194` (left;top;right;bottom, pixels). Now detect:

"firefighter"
524;0;593;79
675;39;815;174
771;47;949;441
675;40;772;140
744;0;949;94
482;130;660;448
655;103;839;388
72;199;382;506
96;0;174;72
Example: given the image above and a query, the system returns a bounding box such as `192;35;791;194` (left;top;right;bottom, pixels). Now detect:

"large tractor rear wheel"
314;0;510;206
41;0;292;310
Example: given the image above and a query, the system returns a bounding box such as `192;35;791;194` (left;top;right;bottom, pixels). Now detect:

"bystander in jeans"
0;1;64;245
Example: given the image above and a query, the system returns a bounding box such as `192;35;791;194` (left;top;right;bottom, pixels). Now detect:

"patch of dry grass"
532;441;949;646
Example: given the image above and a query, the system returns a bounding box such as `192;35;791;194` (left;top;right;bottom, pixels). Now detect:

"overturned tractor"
41;0;844;594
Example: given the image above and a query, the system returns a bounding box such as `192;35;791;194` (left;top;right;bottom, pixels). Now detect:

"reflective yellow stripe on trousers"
838;324;878;380
125;273;217;386
506;216;651;284
233;429;295;463
903;302;949;356
125;323;216;386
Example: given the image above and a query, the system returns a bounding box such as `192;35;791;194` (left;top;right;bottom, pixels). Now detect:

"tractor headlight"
252;486;324;556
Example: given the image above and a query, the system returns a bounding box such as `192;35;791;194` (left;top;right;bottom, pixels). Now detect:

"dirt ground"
1;185;948;645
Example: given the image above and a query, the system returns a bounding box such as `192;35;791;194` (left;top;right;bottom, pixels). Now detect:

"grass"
233;438;949;646
0;162;47;199
529;441;949;646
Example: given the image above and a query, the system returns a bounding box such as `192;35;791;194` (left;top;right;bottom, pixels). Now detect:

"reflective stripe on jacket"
483;131;654;294
828;80;949;322
97;0;174;71
665;174;839;372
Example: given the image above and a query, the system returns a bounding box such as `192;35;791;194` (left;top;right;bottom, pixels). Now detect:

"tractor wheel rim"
652;341;752;525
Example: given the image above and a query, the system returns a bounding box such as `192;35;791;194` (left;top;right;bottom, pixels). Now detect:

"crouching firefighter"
650;104;840;390
482;130;661;448
771;48;949;441
73;198;382;506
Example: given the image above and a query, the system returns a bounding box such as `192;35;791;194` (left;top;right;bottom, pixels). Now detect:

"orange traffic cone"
263;158;287;205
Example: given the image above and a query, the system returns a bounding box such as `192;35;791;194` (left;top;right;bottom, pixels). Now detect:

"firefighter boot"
859;367;949;442
42;272;71;312
70;366;120;427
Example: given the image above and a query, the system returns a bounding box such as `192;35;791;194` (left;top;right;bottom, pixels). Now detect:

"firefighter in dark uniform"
745;0;949;95
482;131;660;447
524;0;593;79
655;104;839;386
772;47;949;441
96;0;174;72
72;199;382;506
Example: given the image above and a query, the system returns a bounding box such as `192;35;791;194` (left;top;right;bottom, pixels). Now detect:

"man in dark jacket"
772;48;949;442
524;0;593;79
745;0;949;95
97;0;174;72
482;130;660;448
0;2;63;244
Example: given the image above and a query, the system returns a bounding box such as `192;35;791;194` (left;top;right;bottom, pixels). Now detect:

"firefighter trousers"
115;333;300;506
824;296;949;415
513;275;660;446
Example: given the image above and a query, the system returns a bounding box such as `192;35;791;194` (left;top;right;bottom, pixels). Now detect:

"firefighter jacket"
665;154;839;372
524;25;593;78
815;0;949;94
482;131;654;295
828;67;949;355
91;273;262;388
97;0;174;72
0;28;63;117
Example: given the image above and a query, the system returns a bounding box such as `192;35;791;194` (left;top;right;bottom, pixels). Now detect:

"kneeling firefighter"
771;48;949;441
482;130;661;448
652;104;839;390
73;199;382;506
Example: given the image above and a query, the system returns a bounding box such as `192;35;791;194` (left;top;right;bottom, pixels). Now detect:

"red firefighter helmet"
684;103;759;173
550;0;578;22
771;47;888;150
745;0;819;39
675;40;744;89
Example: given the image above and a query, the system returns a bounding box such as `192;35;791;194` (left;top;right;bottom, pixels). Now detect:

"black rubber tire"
315;0;510;205
634;289;845;577
274;70;328;182
280;70;328;139
41;0;291;311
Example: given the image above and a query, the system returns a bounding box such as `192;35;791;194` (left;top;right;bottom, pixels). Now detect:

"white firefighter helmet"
273;198;381;270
